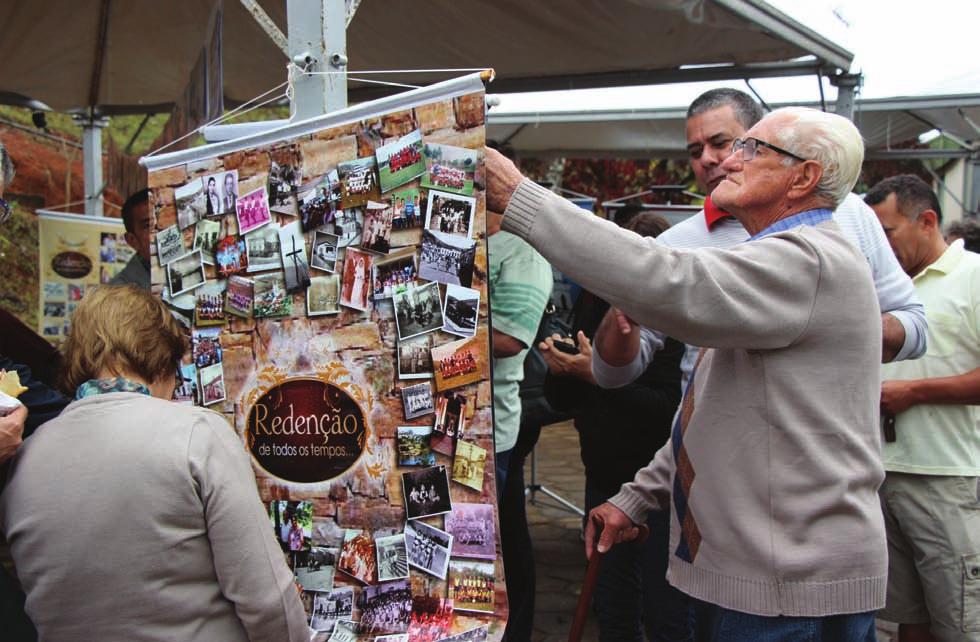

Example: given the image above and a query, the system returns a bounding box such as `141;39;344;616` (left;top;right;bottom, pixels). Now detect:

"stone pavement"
522;420;899;642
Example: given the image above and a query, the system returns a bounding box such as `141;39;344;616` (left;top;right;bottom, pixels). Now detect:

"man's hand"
593;307;641;367
540;331;595;384
484;147;525;214
881;379;918;416
0;403;27;463
584;502;639;559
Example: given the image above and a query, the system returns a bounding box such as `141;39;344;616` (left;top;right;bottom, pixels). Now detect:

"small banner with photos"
143;74;505;640
36;210;128;344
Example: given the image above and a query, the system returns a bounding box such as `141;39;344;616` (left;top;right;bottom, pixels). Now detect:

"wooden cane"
567;514;650;642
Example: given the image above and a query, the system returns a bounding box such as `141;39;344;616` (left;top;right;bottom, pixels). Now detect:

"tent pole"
830;72;861;122
287;0;348;121
74;113;109;216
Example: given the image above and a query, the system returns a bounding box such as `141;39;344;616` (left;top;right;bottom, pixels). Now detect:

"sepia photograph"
445;503;496;560
452;441;487;492
224;275;254;318
156;223;184;265
306;274;340;317
375;534;410;582
175;178;206;230
448;560;495;614
431;335;487;391
244;224;281;273
337;529;377;585
166;249;206;296
298;183;335;232
404;521;453;580
433;390;468;440
235;185;273;235
442;284;479;338
424;190;476;239
402;465;452;520
278;220;311;292
419;229;476;288
294;546;337;593
338;157;380;209
401;382;434;420
397;333;433;380
339;247;374;312
310;586;354;633
310;230;339;272
397;425;436;467
376;129;426;193
393;281;443;341
361;199;394;254
359;578;411;635
421;143;477;196
373;250;417;299
253;273;293;318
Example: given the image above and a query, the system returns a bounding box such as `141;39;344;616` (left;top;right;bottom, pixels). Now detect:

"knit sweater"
502;179;887;617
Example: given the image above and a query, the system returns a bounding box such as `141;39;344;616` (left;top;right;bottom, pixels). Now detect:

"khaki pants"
879;472;980;642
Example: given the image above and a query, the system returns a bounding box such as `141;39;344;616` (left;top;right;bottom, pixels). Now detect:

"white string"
43;199;89;211
146;80;290;157
308;68;491;75
346;77;421;90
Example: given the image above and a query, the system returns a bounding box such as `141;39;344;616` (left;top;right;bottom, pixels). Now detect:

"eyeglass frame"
731;137;808;163
0;198;10;224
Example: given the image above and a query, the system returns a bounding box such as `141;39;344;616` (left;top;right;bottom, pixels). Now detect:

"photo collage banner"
145;76;504;642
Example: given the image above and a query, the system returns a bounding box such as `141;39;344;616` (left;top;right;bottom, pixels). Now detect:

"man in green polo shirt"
867;175;980;642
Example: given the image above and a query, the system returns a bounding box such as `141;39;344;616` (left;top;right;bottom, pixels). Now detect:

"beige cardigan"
503;179;887;617
0;392;308;641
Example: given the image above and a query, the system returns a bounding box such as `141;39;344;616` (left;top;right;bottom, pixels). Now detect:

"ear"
124;231;139;248
787;160;823;200
916;209;940;230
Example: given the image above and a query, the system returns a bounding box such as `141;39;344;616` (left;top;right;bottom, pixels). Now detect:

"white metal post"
75;114;109;216
287;0;348;121
831;73;861;122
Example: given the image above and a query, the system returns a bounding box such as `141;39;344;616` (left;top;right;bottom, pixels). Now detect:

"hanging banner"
143;73;504;641
36;210;129;344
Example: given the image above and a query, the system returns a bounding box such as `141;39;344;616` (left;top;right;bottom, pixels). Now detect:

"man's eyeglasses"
0;198;10;224
732;137;807;163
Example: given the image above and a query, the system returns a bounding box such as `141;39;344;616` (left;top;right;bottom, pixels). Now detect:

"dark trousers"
499;421;543;642
692;600;877;642
584;482;693;642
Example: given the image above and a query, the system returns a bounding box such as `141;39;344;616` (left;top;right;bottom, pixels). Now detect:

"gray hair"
0;140;14;186
769;107;864;209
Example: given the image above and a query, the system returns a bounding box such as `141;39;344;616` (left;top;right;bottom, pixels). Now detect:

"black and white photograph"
328;620;359;642
442;284;479;338
166;249;206;296
375;635;409;642
401;382;434;420
244;224;281;273
334;207;363;249
401;465;452;520
277;220;311;292
307;274;340;316
294;546;338;593
433;390;468;439
424;190;476;239
397;333;433;380
311;231;339;272
175;178;206;229
419;229;476;288
298;183;335;232
193;218;221;265
310;586;354;633
376;534;409;581
156;223;184;265
43;301;65;317
445;503;496;560
397;425;436;466
373;250;418;299
439;626;489;642
358;579;411;635
201;169;239;217
404;520;453;580
361;199;394;254
268;161;302;213
393;281;443;341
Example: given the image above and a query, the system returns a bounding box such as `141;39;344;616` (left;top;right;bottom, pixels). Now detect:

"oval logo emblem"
246;378;367;483
51;251;92;279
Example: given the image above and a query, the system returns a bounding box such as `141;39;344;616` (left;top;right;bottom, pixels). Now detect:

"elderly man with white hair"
485;107;886;641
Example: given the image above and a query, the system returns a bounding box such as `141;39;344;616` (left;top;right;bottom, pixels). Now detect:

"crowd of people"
1;69;978;642
359;584;411;634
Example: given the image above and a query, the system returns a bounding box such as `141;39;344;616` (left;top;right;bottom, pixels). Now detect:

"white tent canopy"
0;0;853;114
487;93;980;159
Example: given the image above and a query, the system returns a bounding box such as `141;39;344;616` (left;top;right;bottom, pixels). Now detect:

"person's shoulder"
832;193;877;227
654;210;707;246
